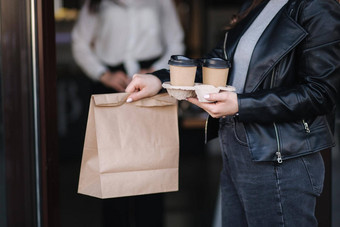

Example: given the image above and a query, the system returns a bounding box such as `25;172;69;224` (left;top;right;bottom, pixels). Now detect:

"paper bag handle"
93;93;177;107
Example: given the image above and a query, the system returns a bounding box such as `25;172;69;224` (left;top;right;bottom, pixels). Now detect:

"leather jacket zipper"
223;32;229;60
273;123;283;163
302;119;311;133
270;68;283;163
270;68;310;162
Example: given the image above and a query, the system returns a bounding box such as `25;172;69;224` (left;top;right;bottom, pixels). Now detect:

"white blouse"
72;0;185;80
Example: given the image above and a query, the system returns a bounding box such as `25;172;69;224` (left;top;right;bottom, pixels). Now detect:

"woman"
72;0;184;92
125;0;340;226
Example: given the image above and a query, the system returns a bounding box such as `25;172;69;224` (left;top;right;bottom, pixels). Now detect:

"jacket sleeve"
237;0;340;123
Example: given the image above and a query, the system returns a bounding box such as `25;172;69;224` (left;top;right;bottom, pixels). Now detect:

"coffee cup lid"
202;58;231;69
168;55;199;67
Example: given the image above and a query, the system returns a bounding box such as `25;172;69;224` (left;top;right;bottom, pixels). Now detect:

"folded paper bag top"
78;92;179;199
93;92;177;107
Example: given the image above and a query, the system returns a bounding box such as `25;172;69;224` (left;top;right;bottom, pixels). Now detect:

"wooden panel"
0;0;37;226
0;0;59;225
36;0;59;226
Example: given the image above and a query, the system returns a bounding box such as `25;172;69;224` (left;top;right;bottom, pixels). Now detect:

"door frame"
0;0;58;226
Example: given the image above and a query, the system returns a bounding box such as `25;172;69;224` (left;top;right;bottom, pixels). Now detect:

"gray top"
229;0;289;93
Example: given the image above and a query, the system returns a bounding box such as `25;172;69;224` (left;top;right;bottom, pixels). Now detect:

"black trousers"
102;194;164;227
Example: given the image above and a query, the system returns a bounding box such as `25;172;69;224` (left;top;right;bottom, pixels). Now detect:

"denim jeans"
218;116;325;227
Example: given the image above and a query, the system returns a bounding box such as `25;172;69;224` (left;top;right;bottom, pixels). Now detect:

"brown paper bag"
78;93;179;199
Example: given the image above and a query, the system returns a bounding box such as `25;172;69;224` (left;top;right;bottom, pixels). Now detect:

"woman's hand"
125;74;162;102
100;71;131;92
187;92;239;118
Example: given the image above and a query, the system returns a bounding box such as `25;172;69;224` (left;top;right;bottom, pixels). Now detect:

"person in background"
72;0;185;93
125;0;340;226
71;0;184;226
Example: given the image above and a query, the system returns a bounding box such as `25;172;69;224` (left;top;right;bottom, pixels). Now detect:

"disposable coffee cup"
202;58;231;87
168;55;199;86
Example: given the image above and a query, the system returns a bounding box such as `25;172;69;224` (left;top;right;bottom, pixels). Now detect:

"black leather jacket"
154;0;340;162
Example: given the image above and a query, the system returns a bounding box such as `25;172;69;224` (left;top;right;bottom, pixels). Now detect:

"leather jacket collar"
226;0;308;92
225;0;269;60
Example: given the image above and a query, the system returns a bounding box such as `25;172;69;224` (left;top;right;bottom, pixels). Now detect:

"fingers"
125;74;162;102
125;75;142;93
186;97;219;117
126;89;149;103
186;97;204;108
125;82;136;93
204;92;229;102
125;74;149;102
187;93;238;118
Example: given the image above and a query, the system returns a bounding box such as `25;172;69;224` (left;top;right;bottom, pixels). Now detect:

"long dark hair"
89;0;124;13
228;0;265;29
